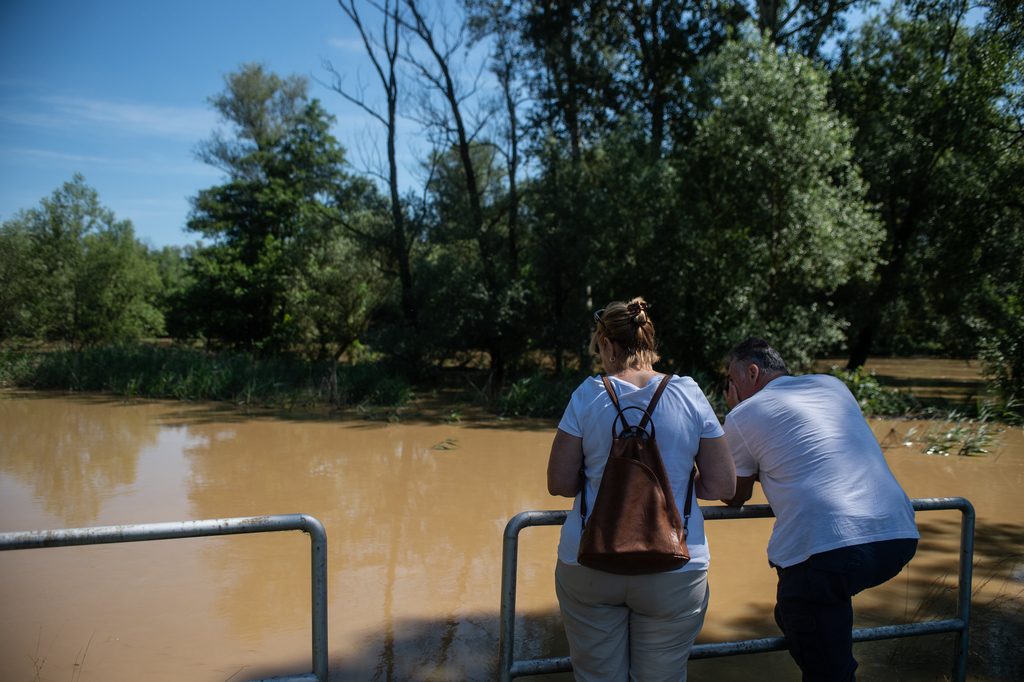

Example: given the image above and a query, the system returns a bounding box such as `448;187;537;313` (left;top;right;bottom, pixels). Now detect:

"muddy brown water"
1;388;1022;682
814;357;989;402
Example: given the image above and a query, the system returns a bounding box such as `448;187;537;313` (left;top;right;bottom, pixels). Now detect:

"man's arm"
722;474;758;506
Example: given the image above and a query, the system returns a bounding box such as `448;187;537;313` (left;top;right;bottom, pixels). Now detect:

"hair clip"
627;302;648;316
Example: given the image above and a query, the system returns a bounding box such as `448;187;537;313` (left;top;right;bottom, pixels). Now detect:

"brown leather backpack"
577;374;696;575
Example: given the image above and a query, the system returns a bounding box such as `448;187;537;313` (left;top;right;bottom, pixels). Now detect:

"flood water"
1;388;1022;682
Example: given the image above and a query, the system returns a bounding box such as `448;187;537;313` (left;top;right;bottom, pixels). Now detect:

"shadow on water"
325;613;560;681
285;584;1022;682
319;525;1024;682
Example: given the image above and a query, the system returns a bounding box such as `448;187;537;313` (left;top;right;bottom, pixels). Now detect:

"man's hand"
721;474;758;506
726;380;740;410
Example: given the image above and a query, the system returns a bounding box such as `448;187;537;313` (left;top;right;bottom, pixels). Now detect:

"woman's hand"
547;429;585;497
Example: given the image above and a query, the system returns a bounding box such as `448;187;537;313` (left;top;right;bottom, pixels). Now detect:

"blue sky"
0;0;446;249
2;2;980;251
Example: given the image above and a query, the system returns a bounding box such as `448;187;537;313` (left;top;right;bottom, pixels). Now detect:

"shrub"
500;371;582;418
828;366;917;416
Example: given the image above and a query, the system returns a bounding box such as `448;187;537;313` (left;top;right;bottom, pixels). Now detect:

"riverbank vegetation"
2;0;1021;420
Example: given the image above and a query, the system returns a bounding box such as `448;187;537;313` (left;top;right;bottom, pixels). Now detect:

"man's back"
724;374;918;568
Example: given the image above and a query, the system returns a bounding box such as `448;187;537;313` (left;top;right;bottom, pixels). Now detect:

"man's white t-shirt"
556;374;725;573
725;374;919;568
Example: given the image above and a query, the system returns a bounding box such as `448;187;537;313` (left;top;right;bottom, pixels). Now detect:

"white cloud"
328;37;366;51
7;147;222;178
19;149;117;165
0;95;217;140
44;96;217;138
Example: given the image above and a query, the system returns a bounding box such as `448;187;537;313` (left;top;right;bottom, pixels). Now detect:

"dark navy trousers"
773;538;919;682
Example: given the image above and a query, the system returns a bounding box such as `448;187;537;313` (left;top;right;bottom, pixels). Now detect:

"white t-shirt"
725;374;919;568
556;374;725;572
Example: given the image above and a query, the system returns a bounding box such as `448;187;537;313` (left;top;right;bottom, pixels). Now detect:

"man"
721;337;919;682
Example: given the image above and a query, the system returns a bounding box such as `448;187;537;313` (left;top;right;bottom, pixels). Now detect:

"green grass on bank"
2;344;1020;425
0;343;413;409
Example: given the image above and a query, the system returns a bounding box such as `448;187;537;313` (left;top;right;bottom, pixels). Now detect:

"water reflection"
0;394;155;526
0;394;1021;681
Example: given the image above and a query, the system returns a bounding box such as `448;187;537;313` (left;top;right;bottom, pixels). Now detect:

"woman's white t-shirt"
556;374;725;572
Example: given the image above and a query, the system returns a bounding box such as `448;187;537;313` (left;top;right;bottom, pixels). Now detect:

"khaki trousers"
555;560;709;682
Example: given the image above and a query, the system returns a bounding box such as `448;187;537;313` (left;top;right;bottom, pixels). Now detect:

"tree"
733;0;859;59
831;0;1024;369
518;0;623;163
620;0;742;159
1;175;163;347
327;0;418;326
399;0;531;377
666;32;884;373
0;219;33;341
186;64;387;357
195;63;310;180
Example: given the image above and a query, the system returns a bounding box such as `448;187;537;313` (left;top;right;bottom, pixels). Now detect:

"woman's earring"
609;355;616;363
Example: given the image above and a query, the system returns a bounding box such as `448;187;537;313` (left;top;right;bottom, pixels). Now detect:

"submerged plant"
912;403;1004;456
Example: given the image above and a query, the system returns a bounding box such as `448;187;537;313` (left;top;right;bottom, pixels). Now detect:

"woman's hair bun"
626;300;649;326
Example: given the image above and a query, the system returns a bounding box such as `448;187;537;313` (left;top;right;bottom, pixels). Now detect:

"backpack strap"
601;374;671;438
601;375;621;410
683;466;696;539
637;374;671;433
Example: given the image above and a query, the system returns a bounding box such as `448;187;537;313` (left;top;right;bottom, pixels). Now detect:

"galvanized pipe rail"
499;497;975;682
0;514;328;682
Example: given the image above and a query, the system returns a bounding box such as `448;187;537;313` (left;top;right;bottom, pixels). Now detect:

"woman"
547;298;736;682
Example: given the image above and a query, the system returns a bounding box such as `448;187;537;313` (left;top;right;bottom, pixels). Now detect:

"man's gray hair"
726;337;790;376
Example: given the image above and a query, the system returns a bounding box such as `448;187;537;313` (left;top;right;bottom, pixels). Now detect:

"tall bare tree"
326;0;416;323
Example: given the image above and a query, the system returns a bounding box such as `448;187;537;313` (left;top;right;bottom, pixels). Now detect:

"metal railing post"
910;497;975;680
305;515;329;682
0;514;328;682
499;498;975;682
499;511;570;682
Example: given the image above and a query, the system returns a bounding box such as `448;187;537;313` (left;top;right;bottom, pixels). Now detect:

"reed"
1;343;413;408
906;404;1004;456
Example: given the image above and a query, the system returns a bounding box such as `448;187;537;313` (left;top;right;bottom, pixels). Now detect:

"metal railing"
499;497;975;682
0;514;328;682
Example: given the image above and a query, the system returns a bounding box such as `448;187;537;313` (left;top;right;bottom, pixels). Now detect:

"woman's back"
555;373;723;573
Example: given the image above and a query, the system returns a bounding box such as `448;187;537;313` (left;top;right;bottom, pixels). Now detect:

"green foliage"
333;360;413;407
828;366;917;416
665;31;883;374
185;65;387;356
0;348;36;387
907;404;1004;457
2;343;412;408
499;370;584;418
6;6;1022;418
832;0;1024;365
0;219;33;340
0;175;164;347
979;297;1024;401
